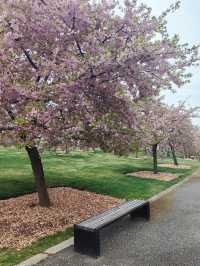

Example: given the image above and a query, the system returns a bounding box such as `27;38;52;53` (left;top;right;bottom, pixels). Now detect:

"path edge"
149;168;200;203
15;237;74;266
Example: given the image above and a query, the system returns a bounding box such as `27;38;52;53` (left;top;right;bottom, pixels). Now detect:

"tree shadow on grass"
0;180;36;200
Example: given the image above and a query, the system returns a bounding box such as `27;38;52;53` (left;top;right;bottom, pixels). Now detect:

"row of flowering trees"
0;0;199;207
131;99;199;173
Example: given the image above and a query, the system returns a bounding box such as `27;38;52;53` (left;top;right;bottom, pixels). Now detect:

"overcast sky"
136;0;200;126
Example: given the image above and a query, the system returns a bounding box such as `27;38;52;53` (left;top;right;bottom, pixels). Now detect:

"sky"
137;0;200;126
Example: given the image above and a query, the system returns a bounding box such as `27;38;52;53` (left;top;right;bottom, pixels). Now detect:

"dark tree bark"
25;146;50;207
183;144;187;158
134;142;140;158
169;142;178;166
152;144;158;174
166;149;171;158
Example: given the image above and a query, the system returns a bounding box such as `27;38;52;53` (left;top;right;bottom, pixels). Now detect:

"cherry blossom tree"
193;127;200;158
165;104;198;165
132;99;170;173
169;117;199;159
0;0;199;206
132;99;197;172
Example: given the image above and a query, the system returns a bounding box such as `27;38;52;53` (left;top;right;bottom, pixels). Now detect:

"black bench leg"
74;225;100;258
130;202;150;220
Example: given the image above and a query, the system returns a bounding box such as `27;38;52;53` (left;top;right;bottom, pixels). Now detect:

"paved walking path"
38;171;200;266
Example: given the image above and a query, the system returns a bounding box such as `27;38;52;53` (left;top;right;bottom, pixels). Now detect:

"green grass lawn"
0;147;199;266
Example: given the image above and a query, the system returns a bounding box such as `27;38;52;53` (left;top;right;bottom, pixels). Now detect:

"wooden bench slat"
78;200;146;230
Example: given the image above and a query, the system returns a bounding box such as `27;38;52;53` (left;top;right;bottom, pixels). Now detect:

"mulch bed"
0;188;122;249
158;163;191;169
127;171;179;181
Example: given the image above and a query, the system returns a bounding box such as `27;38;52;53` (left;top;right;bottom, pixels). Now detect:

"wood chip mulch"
127;171;179;181
158;163;191;169
0;187;122;249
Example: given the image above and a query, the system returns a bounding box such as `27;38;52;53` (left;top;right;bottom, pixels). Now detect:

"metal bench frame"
74;200;150;257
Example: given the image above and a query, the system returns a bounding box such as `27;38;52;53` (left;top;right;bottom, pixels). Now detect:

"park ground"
0;147;199;266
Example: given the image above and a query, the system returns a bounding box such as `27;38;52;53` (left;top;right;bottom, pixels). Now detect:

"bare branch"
0;126;15;133
39;0;47;6
22;48;38;70
5;108;15;120
73;35;85;57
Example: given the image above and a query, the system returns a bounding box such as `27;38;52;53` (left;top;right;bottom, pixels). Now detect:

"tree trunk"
169;142;178;166
25;146;50;207
152;144;158;174
183;144;187;158
65;142;69;154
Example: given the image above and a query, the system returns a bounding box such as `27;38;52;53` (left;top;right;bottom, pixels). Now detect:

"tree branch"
39;0;47;6
22;48;39;70
73;35;85;57
0;126;15;133
5;108;16;120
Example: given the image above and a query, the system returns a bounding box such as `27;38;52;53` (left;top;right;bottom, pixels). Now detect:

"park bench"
74;199;150;257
